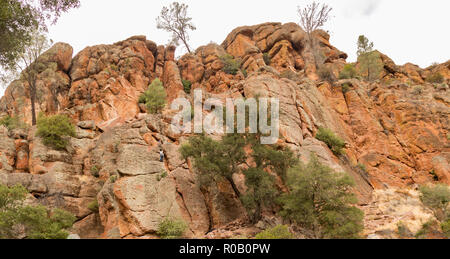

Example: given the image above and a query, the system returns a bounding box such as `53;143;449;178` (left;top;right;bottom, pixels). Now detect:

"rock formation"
0;23;449;239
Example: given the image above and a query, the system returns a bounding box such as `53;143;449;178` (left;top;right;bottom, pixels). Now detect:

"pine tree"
357;35;383;81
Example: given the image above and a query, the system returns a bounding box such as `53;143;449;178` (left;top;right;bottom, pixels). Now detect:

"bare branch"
297;1;332;35
156;2;196;53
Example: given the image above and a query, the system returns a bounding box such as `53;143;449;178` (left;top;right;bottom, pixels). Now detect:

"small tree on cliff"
16;30;51;125
297;1;333;67
156;2;196;53
139;78;167;114
0;184;76;239
279;155;364;239
357;35;383;81
180;134;247;197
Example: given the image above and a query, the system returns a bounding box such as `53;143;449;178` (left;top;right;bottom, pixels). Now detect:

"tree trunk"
30;85;37;126
227;177;241;198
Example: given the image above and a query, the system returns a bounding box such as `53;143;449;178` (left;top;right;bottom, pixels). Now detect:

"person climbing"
159;149;164;162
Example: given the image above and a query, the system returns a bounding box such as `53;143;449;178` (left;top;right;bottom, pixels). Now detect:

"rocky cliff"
0;22;449;239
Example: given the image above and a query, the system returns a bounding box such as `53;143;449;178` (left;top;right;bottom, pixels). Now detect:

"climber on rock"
159;149;164;162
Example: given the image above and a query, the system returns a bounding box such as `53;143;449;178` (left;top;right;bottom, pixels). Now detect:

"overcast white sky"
1;0;450;97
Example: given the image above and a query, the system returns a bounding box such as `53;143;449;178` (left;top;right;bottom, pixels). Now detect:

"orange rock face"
0;22;449;239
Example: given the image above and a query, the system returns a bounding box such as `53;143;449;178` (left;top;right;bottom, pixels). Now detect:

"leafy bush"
315;127;346;156
220;54;241;75
240;168;277;223
279;155;364;239
419;184;450;221
241;69;248;78
412;85;424;95
397;221;412;238
317;66;336;82
36;114;75;150
441;218;450;238
357;163;367;173
415;220;438;239
426;73;444;84
157;170;168;182
157;218;187;239
263;53;271;65
87;200;99;213
255;225;293;239
139;78;167;114
0;184;76;239
342;83;351;94
182;79;192;94
110;175;118;183
0;115;27;131
339;64;358;79
90;165;100;178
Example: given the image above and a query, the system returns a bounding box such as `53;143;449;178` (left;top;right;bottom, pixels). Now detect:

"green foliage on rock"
181;134;297;222
317;66;336;82
36;114;75;150
339;64;358;79
263;53;271;65
255;225;293;239
240;168;278;222
357;35;383;81
157;218;187;239
0;184;76;239
182;79;192;94
279;155;364;239
180;134;246;193
419;184;450;221
315;127;346;156
220;54;241;75
139;78;167;114
426;73;444;84
0;115;27;131
87;200;99;213
441;218;450;238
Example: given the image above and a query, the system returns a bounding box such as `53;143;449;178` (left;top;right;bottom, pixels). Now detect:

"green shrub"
220;54;241;75
279;155;364;239
339;64;358;79
241;69;248;78
240;168;277;223
426;73;444;84
0;184;76;239
263;53;271;65
182;79;192;94
441;218;450;238
318;66;336;82
157;170;168;182
357;163;367;173
415;220;437;239
0;115;27;131
397;221;412;238
87;200;99;213
90;165;100;178
419;184;450;221
139;78;167;114
412;85;424;95
36;114;75;150
157;218;187;239
255;225;293;239
315;127;346;156
342;83;351;94
110;175;118;183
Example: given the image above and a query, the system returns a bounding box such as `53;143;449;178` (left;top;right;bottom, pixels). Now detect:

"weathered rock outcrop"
0;22;449;239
